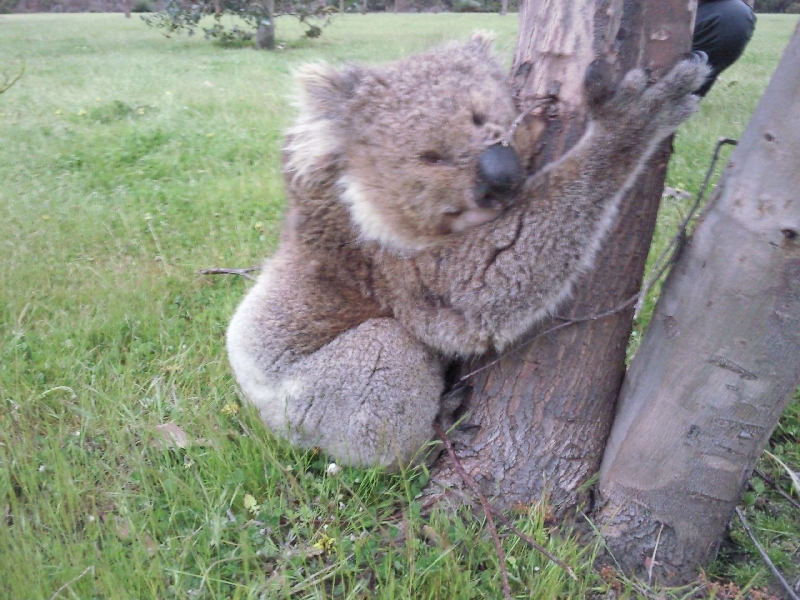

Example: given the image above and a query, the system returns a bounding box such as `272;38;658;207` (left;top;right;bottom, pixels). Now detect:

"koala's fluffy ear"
467;30;495;53
295;62;362;119
286;63;364;185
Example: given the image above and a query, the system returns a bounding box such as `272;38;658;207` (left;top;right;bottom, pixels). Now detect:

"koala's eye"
440;208;464;217
472;112;486;127
420;151;446;165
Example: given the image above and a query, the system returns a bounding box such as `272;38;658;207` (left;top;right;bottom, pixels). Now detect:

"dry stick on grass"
1;60;25;95
195;555;244;597
489;510;578;581
433;422;512;600
646;523;664;585
734;507;800;600
430;428;577;581
50;566;94;600
199;266;260;281
754;468;800;512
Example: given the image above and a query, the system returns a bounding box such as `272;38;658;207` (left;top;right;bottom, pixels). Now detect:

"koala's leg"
230;303;444;468
286;318;444;468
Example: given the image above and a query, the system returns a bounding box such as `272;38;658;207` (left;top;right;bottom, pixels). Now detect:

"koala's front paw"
590;55;710;142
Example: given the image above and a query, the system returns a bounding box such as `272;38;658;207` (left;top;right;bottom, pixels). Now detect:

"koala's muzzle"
476;144;523;209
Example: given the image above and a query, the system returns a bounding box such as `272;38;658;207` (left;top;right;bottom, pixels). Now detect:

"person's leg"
692;0;756;96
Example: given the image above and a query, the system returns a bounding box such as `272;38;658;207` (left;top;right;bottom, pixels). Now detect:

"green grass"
0;12;798;599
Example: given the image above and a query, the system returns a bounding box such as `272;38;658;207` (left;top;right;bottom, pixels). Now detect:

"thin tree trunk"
340;0;344;14
427;0;696;513
595;27;800;584
255;0;275;50
499;0;507;17
125;0;131;17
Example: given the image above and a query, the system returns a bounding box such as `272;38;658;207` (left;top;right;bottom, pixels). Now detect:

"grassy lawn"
0;11;798;599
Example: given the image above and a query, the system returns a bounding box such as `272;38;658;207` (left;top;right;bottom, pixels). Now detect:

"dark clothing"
692;0;757;96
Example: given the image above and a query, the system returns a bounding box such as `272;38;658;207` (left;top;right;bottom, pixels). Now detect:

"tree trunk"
499;0;507;17
340;0;344;14
427;0;696;513
125;0;131;18
255;0;275;51
594;27;800;584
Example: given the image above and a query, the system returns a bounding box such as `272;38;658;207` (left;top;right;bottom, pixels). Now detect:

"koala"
227;33;708;469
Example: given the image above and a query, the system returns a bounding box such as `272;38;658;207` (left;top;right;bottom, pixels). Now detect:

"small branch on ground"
647;523;664;585
50;566;94;600
489;509;578;580
754;468;800;512
434;423;578;591
199;266;260;281
433;422;512;600
735;507;800;600
1;60;25;95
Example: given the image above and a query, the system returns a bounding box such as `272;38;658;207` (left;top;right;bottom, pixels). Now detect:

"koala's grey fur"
227;33;708;469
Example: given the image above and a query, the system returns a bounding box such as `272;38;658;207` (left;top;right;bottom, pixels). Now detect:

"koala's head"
285;32;522;252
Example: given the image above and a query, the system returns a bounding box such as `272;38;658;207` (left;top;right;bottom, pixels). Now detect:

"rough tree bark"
428;0;697;513
595;26;800;584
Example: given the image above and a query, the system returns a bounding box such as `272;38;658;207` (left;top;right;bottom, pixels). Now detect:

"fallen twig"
195;555;244;596
433;422;512;600
735;506;800;600
489;509;578;580
50;566;94;600
754;468;800;512
647;523;664;585
199;266;260;281
1;59;25;95
764;450;800;498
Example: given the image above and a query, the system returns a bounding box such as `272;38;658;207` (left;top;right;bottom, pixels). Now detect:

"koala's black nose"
476;144;523;209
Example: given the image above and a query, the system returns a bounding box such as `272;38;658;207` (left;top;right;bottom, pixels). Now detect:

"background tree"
141;0;335;48
753;0;800;13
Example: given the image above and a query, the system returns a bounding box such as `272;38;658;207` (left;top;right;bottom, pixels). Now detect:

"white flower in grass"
326;463;340;477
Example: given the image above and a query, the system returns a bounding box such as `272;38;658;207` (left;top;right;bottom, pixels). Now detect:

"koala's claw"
590;56;709;141
655;56;711;99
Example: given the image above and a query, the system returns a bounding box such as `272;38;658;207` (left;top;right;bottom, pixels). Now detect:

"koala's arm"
389;58;708;355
